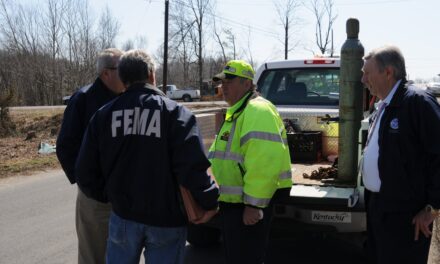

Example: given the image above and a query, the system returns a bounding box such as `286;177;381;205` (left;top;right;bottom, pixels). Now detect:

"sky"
21;0;440;80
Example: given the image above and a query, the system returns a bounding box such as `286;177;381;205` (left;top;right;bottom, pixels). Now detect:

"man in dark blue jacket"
75;49;219;264
56;48;125;264
361;45;440;263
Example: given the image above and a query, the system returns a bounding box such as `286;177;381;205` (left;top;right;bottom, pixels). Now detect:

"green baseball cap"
212;60;255;81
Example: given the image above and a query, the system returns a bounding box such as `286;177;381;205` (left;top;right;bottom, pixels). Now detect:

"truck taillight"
304;59;335;64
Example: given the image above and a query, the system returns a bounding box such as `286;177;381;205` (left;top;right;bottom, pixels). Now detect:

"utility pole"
285;16;288;60
330;29;334;57
162;0;169;94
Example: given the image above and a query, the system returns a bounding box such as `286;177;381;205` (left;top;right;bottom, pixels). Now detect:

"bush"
0;88;16;137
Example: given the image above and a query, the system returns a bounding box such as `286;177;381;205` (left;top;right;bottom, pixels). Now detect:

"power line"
171;0;280;38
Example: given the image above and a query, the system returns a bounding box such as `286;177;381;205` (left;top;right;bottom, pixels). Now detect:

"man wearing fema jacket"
75;49;218;264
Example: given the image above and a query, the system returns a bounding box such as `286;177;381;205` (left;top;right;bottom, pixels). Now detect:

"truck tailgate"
289;163;360;208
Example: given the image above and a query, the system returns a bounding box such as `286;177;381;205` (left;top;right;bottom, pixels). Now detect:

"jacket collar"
388;80;408;107
96;77;117;97
225;91;258;121
127;82;166;96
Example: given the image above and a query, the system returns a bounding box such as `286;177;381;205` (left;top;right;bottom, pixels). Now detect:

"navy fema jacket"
75;83;219;227
376;81;440;212
56;78;118;184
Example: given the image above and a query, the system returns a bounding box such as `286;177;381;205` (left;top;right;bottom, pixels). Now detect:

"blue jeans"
106;212;187;264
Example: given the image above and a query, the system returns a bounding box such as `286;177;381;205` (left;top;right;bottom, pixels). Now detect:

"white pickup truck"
157;84;200;102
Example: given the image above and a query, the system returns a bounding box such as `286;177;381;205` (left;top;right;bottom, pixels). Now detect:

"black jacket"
376;81;440;212
75;83;219;227
56;78;118;184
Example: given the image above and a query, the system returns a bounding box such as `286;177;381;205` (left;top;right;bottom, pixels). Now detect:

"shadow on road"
183;232;368;264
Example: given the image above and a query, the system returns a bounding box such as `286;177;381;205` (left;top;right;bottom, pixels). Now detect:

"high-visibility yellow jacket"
208;91;292;208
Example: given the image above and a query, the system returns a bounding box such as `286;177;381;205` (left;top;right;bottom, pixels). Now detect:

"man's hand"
243;206;263;225
412;209;436;241
192;208;218;225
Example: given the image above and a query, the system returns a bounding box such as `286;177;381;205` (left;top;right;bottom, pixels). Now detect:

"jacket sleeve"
169;106;219;210
240;103;291;208
56;92;86;184
75;114;107;203
418;94;440;208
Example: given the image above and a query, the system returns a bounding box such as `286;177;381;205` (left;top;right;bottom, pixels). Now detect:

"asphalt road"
0;170;370;264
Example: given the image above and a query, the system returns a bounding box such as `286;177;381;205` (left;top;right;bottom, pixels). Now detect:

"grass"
0;152;60;178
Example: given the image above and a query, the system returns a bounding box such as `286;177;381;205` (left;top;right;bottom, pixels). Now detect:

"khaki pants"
76;187;112;264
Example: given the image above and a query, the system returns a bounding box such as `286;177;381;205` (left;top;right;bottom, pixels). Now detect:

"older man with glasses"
57;48;125;264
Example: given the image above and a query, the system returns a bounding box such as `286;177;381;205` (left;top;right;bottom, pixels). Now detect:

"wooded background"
0;0;336;108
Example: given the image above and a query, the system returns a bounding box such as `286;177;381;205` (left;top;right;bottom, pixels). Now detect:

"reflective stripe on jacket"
208;92;292;208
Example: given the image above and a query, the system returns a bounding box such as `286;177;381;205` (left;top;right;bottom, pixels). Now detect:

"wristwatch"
425;204;440;217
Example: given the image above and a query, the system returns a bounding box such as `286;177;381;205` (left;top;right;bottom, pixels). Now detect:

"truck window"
257;68;339;106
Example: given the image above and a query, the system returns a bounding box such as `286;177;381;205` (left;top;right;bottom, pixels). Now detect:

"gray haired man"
57;48;125;264
361;45;440;263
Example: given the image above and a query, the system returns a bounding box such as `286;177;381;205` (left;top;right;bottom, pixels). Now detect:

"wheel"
187;224;221;247
182;94;192;102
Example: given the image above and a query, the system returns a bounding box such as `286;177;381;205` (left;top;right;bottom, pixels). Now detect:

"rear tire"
187;224;221;247
182;94;192;102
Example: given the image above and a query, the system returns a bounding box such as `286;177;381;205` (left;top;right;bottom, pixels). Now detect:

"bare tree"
0;0;22;52
59;0;99;98
97;5;120;50
0;0;45;105
187;0;212;90
42;0;67;105
169;1;198;87
122;39;134;51
310;0;337;55
122;35;148;51
273;0;302;59
77;0;98;81
0;50;16;136
43;0;65;60
213;18;227;64
224;28;237;60
0;0;105;105
244;26;255;68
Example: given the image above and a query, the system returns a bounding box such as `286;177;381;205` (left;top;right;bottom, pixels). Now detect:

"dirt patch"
0;109;63;178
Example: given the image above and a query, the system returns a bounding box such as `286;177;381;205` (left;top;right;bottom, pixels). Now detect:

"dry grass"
0;109;63;178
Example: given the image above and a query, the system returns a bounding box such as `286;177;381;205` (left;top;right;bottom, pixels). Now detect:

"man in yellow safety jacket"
209;60;292;264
